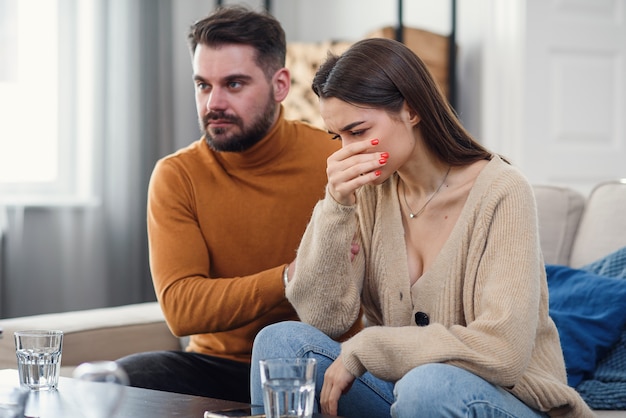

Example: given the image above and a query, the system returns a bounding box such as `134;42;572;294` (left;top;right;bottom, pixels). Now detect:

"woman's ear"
402;102;421;126
272;68;290;102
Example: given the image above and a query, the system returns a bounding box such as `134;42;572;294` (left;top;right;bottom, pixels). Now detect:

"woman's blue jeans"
251;321;548;418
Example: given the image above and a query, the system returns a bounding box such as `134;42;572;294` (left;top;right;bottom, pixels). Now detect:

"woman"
250;38;593;417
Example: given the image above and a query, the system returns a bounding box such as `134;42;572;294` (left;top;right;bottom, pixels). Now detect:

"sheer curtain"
0;0;180;318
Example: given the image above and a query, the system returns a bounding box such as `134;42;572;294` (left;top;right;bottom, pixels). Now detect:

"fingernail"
375;170;381;176
371;139;379;145
379;158;387;164
380;152;389;159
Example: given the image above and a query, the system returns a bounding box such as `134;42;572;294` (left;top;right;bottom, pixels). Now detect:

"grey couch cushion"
570;180;626;268
533;185;585;265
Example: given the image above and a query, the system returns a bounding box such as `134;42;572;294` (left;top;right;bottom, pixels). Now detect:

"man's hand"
350;242;359;262
320;355;356;416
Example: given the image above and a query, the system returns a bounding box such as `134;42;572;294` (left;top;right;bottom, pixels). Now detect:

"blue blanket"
547;246;626;409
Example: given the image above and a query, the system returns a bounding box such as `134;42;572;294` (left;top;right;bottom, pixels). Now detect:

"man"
116;6;346;402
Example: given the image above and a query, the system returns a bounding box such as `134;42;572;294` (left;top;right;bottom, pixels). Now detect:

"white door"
483;0;626;195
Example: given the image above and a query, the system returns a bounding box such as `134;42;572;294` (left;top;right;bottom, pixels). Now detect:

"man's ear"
273;68;290;102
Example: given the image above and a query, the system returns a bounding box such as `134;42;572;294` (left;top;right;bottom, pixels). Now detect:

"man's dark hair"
187;6;286;79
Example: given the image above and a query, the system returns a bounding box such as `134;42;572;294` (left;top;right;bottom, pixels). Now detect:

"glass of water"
72;361;129;418
260;358;317;418
14;330;63;391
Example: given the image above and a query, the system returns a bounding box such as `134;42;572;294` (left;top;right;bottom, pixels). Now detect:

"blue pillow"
546;264;626;387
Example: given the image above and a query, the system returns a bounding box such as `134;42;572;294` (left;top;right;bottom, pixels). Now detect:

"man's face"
192;43;279;152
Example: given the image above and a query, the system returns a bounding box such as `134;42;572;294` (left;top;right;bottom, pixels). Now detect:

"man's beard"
201;94;277;153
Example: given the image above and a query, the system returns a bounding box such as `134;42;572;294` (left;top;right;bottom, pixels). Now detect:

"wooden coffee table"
0;369;340;417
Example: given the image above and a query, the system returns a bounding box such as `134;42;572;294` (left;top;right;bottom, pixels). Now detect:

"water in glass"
263;378;315;418
16;349;61;391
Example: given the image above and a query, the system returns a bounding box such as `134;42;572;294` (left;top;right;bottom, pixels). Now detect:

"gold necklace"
402;165;451;219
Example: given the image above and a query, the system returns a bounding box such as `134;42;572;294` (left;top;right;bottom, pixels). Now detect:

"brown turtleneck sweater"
147;110;340;363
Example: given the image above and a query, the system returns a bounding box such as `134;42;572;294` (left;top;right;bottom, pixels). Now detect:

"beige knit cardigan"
287;156;594;417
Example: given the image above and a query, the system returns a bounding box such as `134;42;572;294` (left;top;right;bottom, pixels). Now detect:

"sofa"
1;179;626;416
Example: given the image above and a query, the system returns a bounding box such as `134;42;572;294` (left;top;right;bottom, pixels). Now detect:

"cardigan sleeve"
286;193;365;338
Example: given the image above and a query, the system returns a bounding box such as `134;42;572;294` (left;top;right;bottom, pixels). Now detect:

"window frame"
0;0;99;207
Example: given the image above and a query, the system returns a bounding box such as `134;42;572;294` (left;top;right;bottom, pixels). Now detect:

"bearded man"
115;5;349;403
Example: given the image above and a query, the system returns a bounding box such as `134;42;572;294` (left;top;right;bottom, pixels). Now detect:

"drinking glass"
260;358;317;418
14;330;63;391
72;361;129;418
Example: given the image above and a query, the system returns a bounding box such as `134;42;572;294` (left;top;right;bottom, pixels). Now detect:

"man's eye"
196;82;209;91
330;134;340;140
228;81;242;89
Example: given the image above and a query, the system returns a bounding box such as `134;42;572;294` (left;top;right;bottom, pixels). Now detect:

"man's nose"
206;88;226;112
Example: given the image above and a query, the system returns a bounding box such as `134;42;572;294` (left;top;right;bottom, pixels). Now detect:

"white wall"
274;0;453;42
480;0;626;195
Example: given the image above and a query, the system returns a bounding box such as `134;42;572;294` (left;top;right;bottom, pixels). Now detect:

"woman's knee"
254;321;298;356
253;321;323;358
255;321;294;345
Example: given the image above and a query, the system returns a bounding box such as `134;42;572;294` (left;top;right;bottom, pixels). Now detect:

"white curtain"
0;0;179;318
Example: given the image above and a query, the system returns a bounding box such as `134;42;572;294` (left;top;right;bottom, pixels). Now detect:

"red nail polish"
380;152;389;159
379;158;387;164
375;170;381;176
371;139;379;145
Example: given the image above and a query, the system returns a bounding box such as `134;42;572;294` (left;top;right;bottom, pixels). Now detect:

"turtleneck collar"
208;106;290;172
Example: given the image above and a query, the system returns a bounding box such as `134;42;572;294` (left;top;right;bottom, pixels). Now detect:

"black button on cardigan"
414;311;429;326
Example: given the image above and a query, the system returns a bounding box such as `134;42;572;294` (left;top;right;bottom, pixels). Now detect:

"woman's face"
319;97;418;182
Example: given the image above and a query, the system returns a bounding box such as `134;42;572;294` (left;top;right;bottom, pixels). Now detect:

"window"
0;0;97;206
